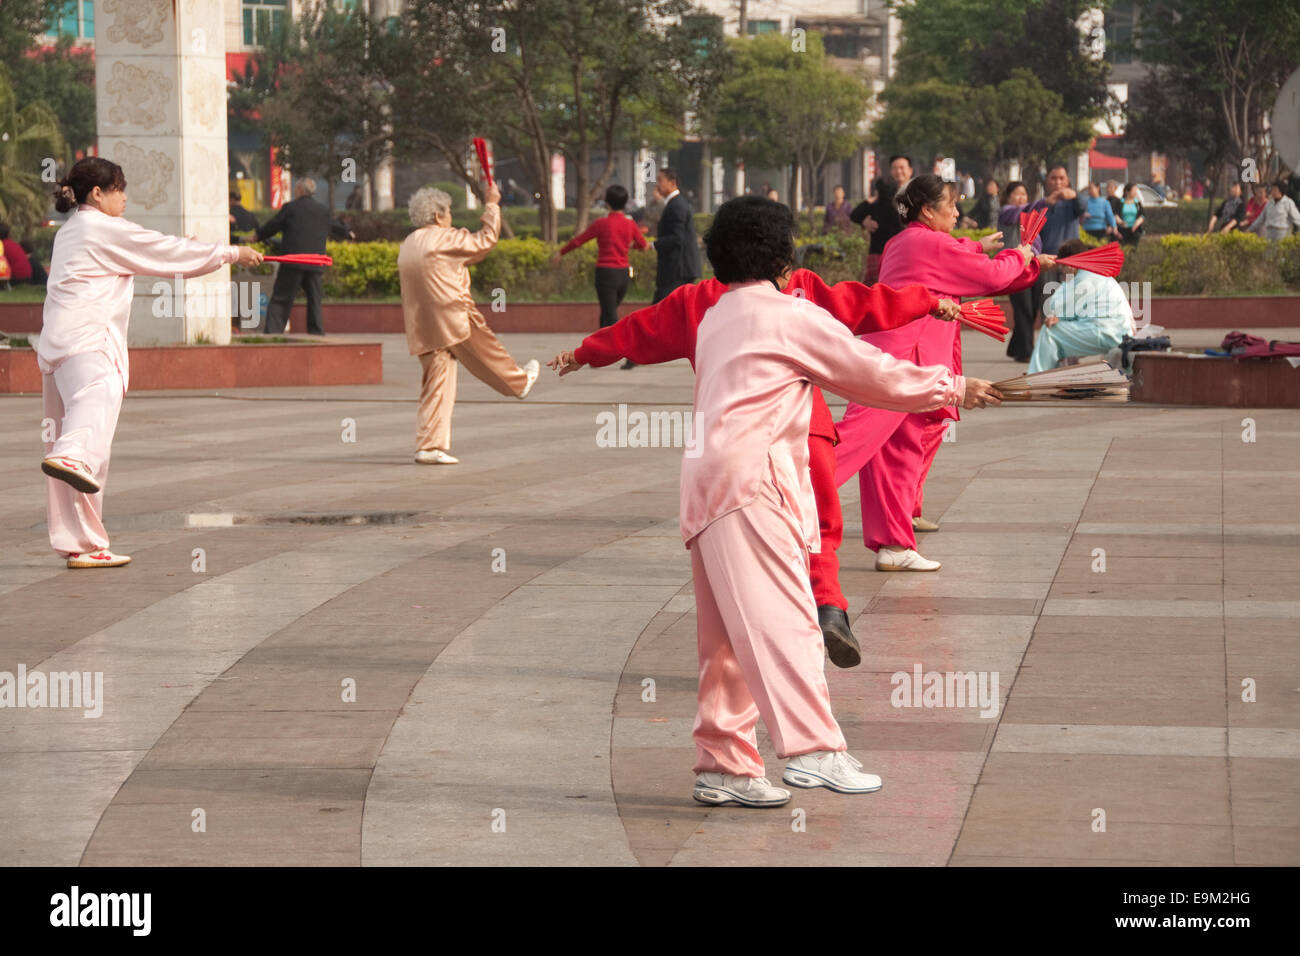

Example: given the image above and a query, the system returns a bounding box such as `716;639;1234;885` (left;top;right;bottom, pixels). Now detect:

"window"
242;0;287;47
1104;0;1135;65
746;20;779;35
47;0;93;39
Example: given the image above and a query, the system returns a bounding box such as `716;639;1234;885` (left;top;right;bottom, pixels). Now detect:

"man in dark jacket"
652;168;699;304
229;192;259;243
256;178;331;335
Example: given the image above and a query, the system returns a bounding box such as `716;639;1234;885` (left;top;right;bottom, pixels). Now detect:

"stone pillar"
96;0;232;346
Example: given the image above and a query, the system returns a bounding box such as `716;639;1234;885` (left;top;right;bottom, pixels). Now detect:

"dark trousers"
1008;276;1046;361
594;267;629;328
266;266;324;335
653;275;691;305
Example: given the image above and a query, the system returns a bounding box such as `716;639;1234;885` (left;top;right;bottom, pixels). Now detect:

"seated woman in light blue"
1029;239;1135;373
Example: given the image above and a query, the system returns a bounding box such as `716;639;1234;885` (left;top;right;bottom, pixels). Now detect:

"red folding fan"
1019;208;1048;245
263;254;333;266
1055;243;1125;277
473;137;495;188
957;299;1009;342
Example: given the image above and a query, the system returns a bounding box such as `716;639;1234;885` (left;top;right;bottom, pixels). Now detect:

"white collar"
664;189;680;202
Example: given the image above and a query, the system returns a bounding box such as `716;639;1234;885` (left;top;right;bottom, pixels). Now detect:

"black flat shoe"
817;605;861;669
621;359;637;369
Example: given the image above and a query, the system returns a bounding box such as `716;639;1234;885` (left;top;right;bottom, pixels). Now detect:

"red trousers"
807;433;846;610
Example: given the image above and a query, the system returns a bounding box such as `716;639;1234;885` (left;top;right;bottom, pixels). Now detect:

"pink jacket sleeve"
784;301;964;412
94;217;238;278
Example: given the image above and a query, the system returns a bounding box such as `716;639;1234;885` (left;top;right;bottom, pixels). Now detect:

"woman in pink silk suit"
682;196;1003;807
36;157;263;569
833;175;1052;572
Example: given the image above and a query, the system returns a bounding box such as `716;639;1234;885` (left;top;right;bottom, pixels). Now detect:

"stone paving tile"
2;331;1297;866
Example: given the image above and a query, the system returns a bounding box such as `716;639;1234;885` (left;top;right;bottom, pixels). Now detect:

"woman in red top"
554;184;647;328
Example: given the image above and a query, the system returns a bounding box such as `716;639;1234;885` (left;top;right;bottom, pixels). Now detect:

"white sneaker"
783;751;882;794
414;449;459;465
67;549;131;569
875;547;941;572
42;456;100;494
693;772;791;808
519;359;540;399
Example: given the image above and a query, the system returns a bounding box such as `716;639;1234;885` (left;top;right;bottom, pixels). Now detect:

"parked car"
1134;184;1178;208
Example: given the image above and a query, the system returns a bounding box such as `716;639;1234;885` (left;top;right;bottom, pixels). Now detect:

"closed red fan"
264;254;333;266
1019;208;1047;245
473;137;494;188
1056;243;1125;277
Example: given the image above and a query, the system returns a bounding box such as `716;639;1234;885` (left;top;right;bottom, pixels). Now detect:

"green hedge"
297;230;1300;299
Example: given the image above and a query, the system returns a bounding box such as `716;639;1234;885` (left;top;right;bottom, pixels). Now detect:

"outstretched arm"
556;280;722;372
785;269;939;335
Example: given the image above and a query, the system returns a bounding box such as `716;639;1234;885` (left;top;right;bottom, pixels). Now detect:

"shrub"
279;228;1298;300
321;240;400;297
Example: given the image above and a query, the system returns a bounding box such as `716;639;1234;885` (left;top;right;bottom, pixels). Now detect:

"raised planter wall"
0;339;382;394
1131;351;1300;408
5;295;1297;338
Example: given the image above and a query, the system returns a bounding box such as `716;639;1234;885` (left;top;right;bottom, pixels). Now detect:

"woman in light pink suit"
833;175;1052;572
684;197;1003;807
37;157;263;568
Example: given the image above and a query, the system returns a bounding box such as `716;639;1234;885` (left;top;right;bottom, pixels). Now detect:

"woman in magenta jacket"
834;174;1055;571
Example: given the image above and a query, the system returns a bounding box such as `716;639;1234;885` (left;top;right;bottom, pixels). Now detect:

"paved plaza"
1;325;1298;866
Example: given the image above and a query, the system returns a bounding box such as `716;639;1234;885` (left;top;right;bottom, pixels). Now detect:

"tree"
712;31;873;224
1129;0;1300;186
873;69;1089;182
878;0;1111;184
10;35;96;158
242;2;393;211
0;0;58;69
0;63;67;232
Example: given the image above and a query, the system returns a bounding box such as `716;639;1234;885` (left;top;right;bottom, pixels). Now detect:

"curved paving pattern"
1;331;1297;866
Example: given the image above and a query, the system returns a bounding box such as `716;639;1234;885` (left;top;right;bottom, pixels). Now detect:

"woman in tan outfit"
397;183;540;464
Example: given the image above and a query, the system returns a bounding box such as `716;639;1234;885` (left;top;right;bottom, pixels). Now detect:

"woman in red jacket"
554;184;647;329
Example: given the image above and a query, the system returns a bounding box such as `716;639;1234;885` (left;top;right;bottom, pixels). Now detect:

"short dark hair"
604;184;628;210
1272;180;1288;193
230;192;241;203
889;154;913;169
55;157;127;213
658;167;678;186
1001;180;1025;204
896;174;949;223
1057;238;1088;259
703;196;794;285
1047;163;1070;177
